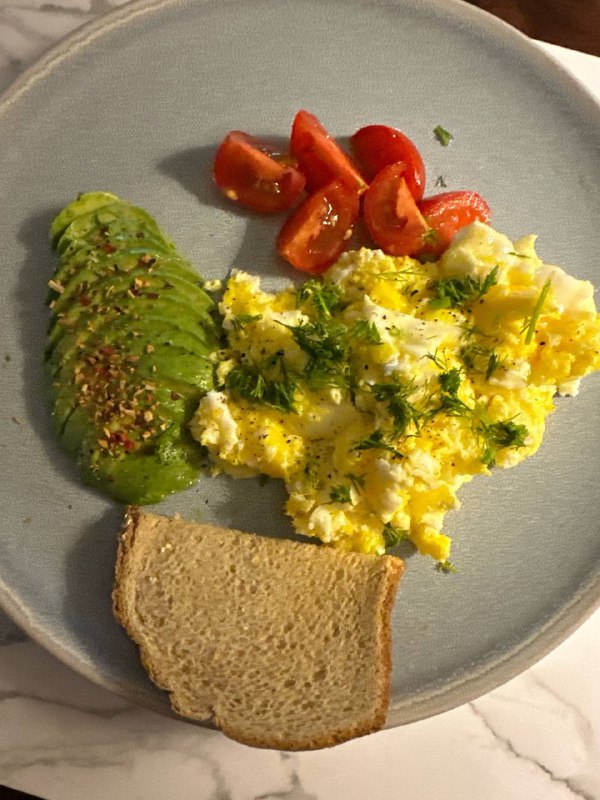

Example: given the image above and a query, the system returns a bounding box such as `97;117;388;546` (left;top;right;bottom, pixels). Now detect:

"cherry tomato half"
350;124;426;200
213;131;306;213
363;163;430;256
277;180;360;273
290;110;366;194
417;191;492;256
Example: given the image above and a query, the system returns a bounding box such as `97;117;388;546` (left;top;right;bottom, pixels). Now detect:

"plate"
1;0;600;728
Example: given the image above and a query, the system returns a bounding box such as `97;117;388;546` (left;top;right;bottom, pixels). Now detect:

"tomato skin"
290;110;366;194
277;180;360;273
417;191;492;256
350;124;426;200
213;131;306;213
363;164;430;256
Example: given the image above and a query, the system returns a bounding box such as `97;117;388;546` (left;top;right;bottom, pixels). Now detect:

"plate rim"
1;0;600;730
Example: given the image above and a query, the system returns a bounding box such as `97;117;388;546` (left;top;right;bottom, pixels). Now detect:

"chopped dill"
226;352;297;413
435;559;458;574
382;523;410;548
522;279;552;344
478;419;528;467
230;313;262;331
296;279;346;318
438;368;461;396
329;484;352;504
369;379;424;436
352;429;403;458
344;472;365;492
285;318;353;391
350;320;383;345
430;266;499;310
433;125;453;147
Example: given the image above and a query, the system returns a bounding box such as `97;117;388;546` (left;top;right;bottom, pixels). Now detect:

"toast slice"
113;508;403;750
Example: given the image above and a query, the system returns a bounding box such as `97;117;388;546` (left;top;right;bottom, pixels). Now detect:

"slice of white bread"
113;508;403;750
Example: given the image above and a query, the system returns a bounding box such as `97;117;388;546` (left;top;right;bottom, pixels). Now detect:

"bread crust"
113;508;403;750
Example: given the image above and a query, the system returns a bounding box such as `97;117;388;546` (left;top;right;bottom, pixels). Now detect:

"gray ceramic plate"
1;0;599;728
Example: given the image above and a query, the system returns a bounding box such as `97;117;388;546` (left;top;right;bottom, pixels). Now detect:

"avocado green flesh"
49;316;218;373
56;203;173;254
47;193;219;505
50;258;210;316
49;192;120;247
47;262;216;346
51;239;192;295
47;290;217;351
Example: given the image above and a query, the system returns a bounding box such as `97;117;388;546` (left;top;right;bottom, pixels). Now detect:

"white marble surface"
1;2;600;798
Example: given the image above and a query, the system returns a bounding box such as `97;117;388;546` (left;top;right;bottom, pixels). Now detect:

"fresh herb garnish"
435;559;458;573
430;266;498;310
226;356;297;413
369;379;424;436
329;484;352;504
508;251;530;259
350;320;383;345
422;228;440;245
352;429;403;458
438;368;461;396
382;523;410;548
344;472;365;492
485;351;501;380
433;125;453;147
286;318;353;391
522;279;552;344
478;419;528;467
296;279;346;318
230;313;262;331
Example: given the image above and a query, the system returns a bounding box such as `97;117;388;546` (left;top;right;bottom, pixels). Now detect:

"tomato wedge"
277;180;360;273
417;191;492;256
363;164;430;256
350;124;426;200
290;110;366;194
213;131;306;213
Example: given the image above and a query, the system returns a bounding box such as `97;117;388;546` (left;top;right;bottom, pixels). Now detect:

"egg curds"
191;222;600;564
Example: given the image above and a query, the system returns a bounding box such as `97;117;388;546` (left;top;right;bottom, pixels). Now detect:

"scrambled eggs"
191;223;600;562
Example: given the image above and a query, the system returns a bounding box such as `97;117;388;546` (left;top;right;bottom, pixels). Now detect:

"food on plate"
46;193;219;505
417;191;492;257
213;131;306;213
350;123;426;199
113;508;403;750
276;179;361;272
289;109;367;193
362;166;430;257
192;222;600;562
213;110;491;272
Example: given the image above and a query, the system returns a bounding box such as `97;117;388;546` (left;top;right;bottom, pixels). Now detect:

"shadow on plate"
15;208;88;490
157;142;374;282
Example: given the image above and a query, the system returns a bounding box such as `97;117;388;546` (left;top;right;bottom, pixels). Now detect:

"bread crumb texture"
113;509;403;750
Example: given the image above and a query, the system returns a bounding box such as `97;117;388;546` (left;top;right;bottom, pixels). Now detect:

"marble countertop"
1;2;600;799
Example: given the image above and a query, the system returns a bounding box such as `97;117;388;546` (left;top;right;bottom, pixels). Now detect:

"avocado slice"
49;191;120;247
56;203;175;255
47;193;219;505
49;314;219;372
47;290;217;352
48;268;215;341
50;256;209;317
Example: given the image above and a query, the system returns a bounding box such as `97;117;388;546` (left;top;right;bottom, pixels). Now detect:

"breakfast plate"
1;0;600;728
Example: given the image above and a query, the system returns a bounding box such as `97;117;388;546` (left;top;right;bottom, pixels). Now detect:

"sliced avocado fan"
47;192;220;505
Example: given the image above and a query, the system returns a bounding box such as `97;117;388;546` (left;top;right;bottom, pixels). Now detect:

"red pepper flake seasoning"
67;341;165;457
